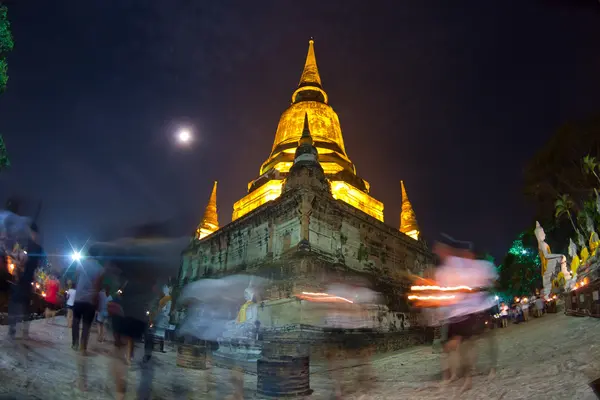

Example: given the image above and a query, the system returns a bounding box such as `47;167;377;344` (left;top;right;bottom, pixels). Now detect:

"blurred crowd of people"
2;202;573;399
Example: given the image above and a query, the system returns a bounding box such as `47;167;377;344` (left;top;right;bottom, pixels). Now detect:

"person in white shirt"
500;302;509;328
535;296;545;317
434;235;499;392
66;283;76;328
521;298;530;322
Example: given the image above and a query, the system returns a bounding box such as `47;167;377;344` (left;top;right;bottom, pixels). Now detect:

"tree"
498;231;541;298
0;4;12;171
555;194;578;232
524;115;600;250
0;135;9;171
582;155;600;184
0;4;13;92
524;115;600;225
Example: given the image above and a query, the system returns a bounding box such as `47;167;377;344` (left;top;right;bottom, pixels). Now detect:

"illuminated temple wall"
232;179;383;222
180;187;430;298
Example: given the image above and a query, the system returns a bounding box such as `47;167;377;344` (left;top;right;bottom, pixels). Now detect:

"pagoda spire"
298;39;322;89
299;112;313;145
292;113;320;167
400;181;420;240
196;181;219;240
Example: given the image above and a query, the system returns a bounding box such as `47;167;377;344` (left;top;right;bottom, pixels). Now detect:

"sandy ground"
0;313;599;399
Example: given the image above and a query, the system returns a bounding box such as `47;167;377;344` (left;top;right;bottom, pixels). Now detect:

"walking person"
500;302;509;328
521;298;530;322
535;296;545;318
98;225;188;400
71;247;104;353
66;282;76;328
7;223;43;340
96;286;111;342
44;274;60;323
434;235;498;393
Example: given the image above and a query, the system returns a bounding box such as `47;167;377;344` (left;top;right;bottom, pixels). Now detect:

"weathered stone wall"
178;185;434;314
260;325;432;360
256;297;411;332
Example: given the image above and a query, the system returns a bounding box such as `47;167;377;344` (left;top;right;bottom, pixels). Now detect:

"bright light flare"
71;251;82;262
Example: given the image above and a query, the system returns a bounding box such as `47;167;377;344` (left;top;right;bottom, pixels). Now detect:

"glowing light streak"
296;292;354;304
407;294;456;301
410;285;473;292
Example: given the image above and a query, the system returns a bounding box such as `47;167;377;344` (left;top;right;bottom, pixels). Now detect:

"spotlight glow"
71;251;82;262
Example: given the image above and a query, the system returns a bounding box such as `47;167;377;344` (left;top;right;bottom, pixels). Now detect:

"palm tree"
555;194;578;232
582;155;600;184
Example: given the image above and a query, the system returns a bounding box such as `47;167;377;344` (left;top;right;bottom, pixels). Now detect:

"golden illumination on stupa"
232;40;384;221
197;181;219;240
399;181;420;240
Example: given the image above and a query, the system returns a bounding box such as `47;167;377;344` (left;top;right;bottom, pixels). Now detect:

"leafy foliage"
0;135;9;171
497;231;541;298
0;5;12;171
524;115;600;225
555;194;577;231
0;4;13;93
582;155;600;184
524;115;600;249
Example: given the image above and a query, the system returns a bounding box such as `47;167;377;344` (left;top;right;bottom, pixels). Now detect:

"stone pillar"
256;339;313;398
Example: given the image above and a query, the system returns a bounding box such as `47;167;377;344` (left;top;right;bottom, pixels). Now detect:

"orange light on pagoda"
8;263;15;275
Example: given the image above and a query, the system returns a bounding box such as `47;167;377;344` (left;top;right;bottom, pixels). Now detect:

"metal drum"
176;342;207;370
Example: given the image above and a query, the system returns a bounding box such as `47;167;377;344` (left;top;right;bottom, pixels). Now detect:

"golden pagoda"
232;40;384;221
196;181;219;240
399;181;420;240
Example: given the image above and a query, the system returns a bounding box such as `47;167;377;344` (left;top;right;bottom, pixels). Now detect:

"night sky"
1;0;599;264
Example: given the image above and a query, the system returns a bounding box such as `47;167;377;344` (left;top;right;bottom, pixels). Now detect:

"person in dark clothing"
98;232;187;400
7;223;43;339
71;246;104;353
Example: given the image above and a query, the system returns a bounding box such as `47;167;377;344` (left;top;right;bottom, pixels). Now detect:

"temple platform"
211;324;431;374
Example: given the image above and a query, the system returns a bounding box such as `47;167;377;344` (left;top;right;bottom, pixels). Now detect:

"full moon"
177;128;192;144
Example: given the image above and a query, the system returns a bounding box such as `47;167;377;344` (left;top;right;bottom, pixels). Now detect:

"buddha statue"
581;246;590;266
534;221;565;298
589;232;599;258
221;287;259;339
569;239;580;276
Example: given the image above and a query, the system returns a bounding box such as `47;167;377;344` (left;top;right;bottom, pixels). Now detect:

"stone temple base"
212;338;262;374
212;324;431;374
